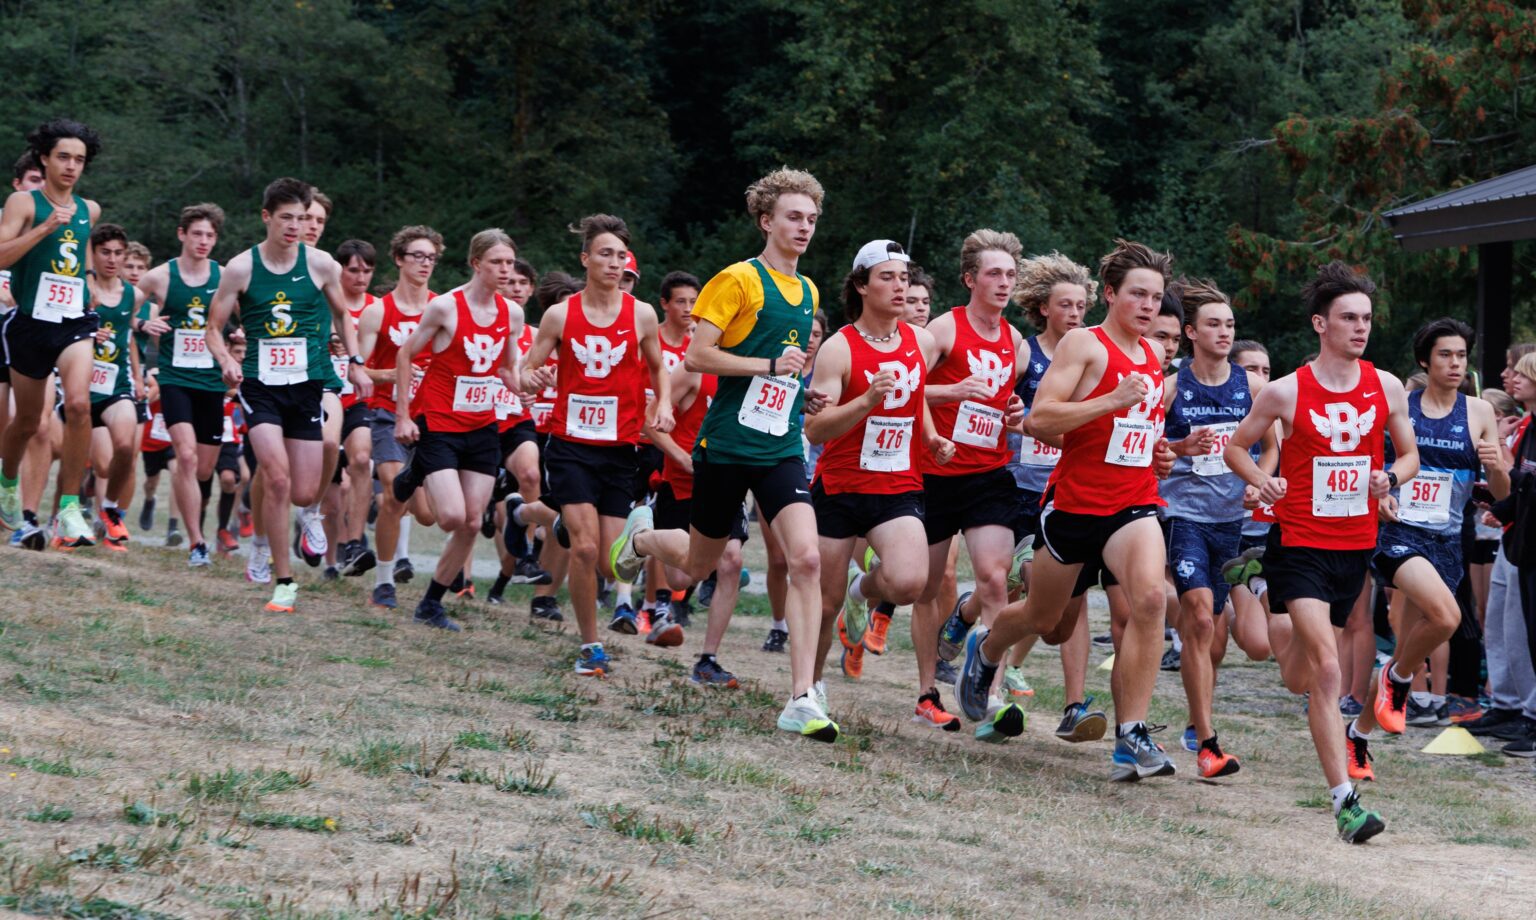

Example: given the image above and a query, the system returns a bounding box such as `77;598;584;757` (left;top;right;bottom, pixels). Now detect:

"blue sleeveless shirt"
1161;361;1251;523
1007;335;1058;493
1391;390;1478;535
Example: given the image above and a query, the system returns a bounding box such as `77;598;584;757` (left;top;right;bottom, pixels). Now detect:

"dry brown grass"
1;541;1533;919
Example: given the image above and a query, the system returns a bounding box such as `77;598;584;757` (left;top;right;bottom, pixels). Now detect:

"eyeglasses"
402;251;439;264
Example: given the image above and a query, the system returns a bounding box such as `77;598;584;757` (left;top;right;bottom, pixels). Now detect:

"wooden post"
1477;241;1513;388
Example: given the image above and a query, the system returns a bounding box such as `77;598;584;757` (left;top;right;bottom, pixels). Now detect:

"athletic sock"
375;564;394;588
490;573;510;596
217;492;236;532
1389;663;1414;685
1410;691;1433;708
772;618;787;632
59;494;80;511
848;572;867;604
167;516;180;531
396;518;412;558
1117;720;1146;738
615;582;633;606
977;644;998;669
1199;733;1221;754
253;535;269;550
1249;576;1267;599
425;579;449;603
277;576;294;586
1348;719;1371;740
1170;629;1183;653
510;502;526;527
1330;782;1354;815
103;499;118;511
23;510;39;526
0;472;16;488
1429;693;1445;707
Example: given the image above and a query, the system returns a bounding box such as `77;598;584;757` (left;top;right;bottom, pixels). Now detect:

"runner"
296;188;337;570
204;177;372;613
139;372;178;541
326;238;379;577
390;229;519;630
805;240;957;728
1159;279;1274;777
119;240;160;522
918;229;1030;743
958;240;1178;778
137;203;225;565
1223;261;1417;842
83;223;146;550
514;214;672;670
358;225;442;607
213;387;246;553
0;119;104;549
609;169;838;741
902;265;933;328
525;270;583;624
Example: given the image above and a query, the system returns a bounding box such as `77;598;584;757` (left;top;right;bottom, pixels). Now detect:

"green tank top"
156;258;224;392
12;190;92;320
238;244;330;385
90;282;136;404
695;259;814;465
133;297;153;371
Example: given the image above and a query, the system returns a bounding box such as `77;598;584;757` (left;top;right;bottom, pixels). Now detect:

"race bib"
258;337;308;386
1191;421;1239;477
738;374;799;437
408;365;425;404
89;360;119;396
149;412;169;443
859;416;912;472
1105;417;1155;467
952;400;1003;449
493;381;522;421
1312;455;1369;518
452;375;496;413
331;355;354;396
222;413;236;443
566;393;617;441
1017;434;1061;467
1399;469;1454;526
31;272;85;322
172;328;214;369
532;401;554;429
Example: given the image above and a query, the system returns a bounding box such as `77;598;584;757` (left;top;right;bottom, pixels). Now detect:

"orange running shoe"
913;691;961;732
1346;733;1375;781
636;608;652;634
836;609;857;651
1197;745;1241;778
840;643;864;680
238;509;254;538
864;608;892;656
217;528;239;555
99;506;130;544
1373;661;1409;735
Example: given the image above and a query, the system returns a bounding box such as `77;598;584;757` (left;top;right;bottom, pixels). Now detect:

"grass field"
1;528;1534;919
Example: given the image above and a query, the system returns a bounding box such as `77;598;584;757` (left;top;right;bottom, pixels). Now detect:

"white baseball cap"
852;239;910;273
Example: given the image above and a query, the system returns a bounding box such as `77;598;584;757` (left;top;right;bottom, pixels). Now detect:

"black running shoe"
697;571;718;609
510;557;552;585
394;557;415;584
371;583;397;609
671;597;693;628
340;541;377;577
1464;707;1522;735
414;598;462;631
1160;646;1181;671
553;513;570;549
392;449;425;503
503;495;531;557
934;659;959;686
530;595;563;623
138;498;155;532
761;627;788;653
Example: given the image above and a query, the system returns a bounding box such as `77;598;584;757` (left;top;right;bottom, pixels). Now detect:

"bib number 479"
579;403;607;427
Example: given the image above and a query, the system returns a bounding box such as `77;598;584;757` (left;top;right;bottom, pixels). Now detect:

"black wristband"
1387;470;1399;489
769;356;777;376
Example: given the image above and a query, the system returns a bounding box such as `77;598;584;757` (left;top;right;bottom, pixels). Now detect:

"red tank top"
531;350;558;433
414;289;510;433
1275;362;1388;550
365;291;433;415
924;306;1015;476
1048;326;1166;514
334;294;373;410
142;399;171;451
642;329;690;444
548;292;646;446
815;323;926;495
663;373;718;501
495;324;536;432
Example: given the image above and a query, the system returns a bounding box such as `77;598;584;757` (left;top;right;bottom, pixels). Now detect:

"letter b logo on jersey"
966;349;1009;395
388;321;418;348
1310;401;1378;453
572;335;627;379
866;360;919;409
463;334;505;374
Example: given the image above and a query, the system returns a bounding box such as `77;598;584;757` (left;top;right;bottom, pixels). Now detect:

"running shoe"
697;571;717;609
842;572;870;647
1220;546;1264;588
645;609;684;647
1197;743;1241;778
323;565;340;582
1005;537;1031;594
15;518;46;551
777;694;839;743
812;680;829;716
1182;725;1199;754
608;505;652;583
913;690;961;732
671;597;692;627
864;603;894;655
454;579;475;600
1160;646;1181;671
575;644;612;677
391;450;425;503
974;697;1026;744
479;502;496;539
188;544;212;568
1446;695;1481;723
1488;716;1536;742
1338;694;1364;719
1110;724;1177;782
636;607;652;634
1091;633;1114;649
840;643;864;680
1002;666;1033;699
100;506;130;544
393;557;415;584
1501;733;1536;757
1054;697;1108;743
857;545;876;573
530;596;563;623
610;602;639;635
1373;661;1411;735
340;541;377;577
371;583;397;609
1335;791;1385;844
934;659;958;686
165;526;183;548
761;627;788;653
1405;697;1443;727
502;495;530;557
511;557;551;585
691;656;739;689
1346;733;1375;782
246;543;272;583
216;528;240;555
955;627;997;722
553;513;570;550
136;497;155;533
937;590;974;662
265;582;298;613
238;508;253;538
414;597;462;631
53;506;95;550
297;508;327;562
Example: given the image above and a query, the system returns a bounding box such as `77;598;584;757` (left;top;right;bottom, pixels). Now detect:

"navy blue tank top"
1008;335;1058;493
1162;361;1251;523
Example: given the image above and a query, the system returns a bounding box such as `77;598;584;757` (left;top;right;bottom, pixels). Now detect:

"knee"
349;454;371;478
884;571;925;607
1182;608;1216;645
62;396;90;426
1429;599;1462;636
719;545;743;575
1131;587;1167;624
787;545;819;583
568;535;599;568
438;510;467;534
975;568;1008;604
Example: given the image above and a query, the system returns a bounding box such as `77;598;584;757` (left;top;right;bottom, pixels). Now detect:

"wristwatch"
1386;471;1399;489
348;355;365;366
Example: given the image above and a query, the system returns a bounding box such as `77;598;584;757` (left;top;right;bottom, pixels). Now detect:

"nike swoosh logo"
1363;391;1377;398
615;329;630;335
309;416;321;423
904;350;916;357
292;275;305;282
802;308;812;315
795;489;809;495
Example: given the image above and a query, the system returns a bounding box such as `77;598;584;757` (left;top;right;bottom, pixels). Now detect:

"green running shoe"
778;694;839;743
1335;791;1385;843
1221;546;1264;588
0;480;21;531
842;571;870;647
1005;537;1032;594
974;698;1026;744
609;504;653;583
1002;665;1034;698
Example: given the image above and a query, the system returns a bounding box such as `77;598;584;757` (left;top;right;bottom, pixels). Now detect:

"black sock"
217;492;236;532
426;579;449;603
1200;733;1221;755
197;477;213;534
656;588;673;606
168;517;179;531
697;653;716;665
23;510;38;526
490;573;510;596
277;576;294;586
874;601;897;615
448;571;465;593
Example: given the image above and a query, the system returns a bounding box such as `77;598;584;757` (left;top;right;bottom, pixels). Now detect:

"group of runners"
1;118;1525;846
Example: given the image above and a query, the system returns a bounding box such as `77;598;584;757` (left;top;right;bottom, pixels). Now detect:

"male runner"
138;203;225;565
358;225;442;606
805;240;957;728
205;177;371;613
958;240;1178;778
327;238;379;576
83;224;146;550
610;169;836;741
295;187;337;567
0;120;103;549
902;266;933;328
392;229;519;630
518;215;672;674
118;239;160;520
1223;261;1416;842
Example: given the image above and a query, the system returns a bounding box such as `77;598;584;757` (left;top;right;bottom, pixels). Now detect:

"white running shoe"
298;507;327;558
246;543;273;584
53;506;95;549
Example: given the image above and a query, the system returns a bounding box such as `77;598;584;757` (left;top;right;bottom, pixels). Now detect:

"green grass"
323;654;393;668
22;803;73;822
122;800;190;828
453;758;558;796
6;754;91;777
794;821;847;844
241;811;338;833
0;893;180;920
580;804;697;845
336;738;412;777
67;833;184;872
184;766;312;801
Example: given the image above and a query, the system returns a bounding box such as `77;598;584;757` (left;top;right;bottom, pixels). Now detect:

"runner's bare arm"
206;252;252;387
637;301;673;433
355;300;395;384
802;334;868;444
392;295;453;445
1027;327;1146;438
0;192;50;268
1224;375;1294;504
1376;372;1418;498
684;319;802;378
518;301;564;392
1249;370;1280;474
1471;396;1512;500
313;249;371;398
138;264;169;328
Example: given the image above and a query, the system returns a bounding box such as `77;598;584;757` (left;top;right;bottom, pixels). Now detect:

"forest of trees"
3;0;1534;375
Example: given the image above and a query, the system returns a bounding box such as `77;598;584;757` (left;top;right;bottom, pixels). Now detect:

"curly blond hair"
746;168;824;237
1014;252;1095;328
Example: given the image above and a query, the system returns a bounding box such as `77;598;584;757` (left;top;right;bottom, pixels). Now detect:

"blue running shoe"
934;659;958;686
1182;725;1199;754
1111;724;1177;782
609;602;639;635
937;590;973;662
1339;694;1364;719
575;644;612;677
955;626;997;722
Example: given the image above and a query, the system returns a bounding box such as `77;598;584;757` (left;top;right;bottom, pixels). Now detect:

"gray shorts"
370;409;409;466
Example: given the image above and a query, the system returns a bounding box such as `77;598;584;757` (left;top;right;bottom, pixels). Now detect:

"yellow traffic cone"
1420;726;1486;755
1098;653;1115;672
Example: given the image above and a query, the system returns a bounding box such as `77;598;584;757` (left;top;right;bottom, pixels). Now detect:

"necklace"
856;325;896;343
758;251;795;276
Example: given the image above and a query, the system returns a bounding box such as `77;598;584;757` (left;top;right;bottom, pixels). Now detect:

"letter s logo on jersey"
1310;402;1377;453
52;230;80;276
865;361;919;410
463;334;505;374
966;350;1010;395
572;336;627;379
388;321;419;347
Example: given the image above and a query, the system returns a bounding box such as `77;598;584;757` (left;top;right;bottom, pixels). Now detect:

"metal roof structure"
1383;164;1536;252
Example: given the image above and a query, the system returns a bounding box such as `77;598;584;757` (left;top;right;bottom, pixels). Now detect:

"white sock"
253;535;269;550
306;502;321;515
1410;691;1433;707
1171;629;1183;653
1389;663;1414;684
1249;576;1267;599
1348;719;1371;740
511;503;526;526
1118;720;1145;737
641;602;655;613
1330;782;1354;815
848;572;867;604
1429;693;1445;707
104;499;118;510
376;564;394;588
397;519;412;558
615;582;633;606
772;618;787;632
